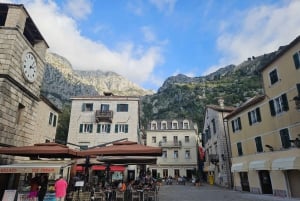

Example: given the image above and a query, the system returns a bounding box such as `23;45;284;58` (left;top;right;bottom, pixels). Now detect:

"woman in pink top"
54;175;68;201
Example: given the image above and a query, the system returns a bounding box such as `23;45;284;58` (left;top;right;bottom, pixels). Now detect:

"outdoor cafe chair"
131;190;141;201
93;191;105;201
72;191;91;201
115;190;125;201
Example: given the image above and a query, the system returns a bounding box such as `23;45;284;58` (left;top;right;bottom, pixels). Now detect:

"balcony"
159;140;182;148
95;110;113;123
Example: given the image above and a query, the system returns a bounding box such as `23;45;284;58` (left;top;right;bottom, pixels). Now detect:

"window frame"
114;124;129;133
269;93;289;116
185;150;191;159
293;51;300;69
231;117;242;133
116;104;128;112
184;136;190;143
269;68;279;85
279;128;291;149
96;123;111;133
237;142;243;156
79;123;93;133
255;136;263;153
248;107;261;125
152;136;156;143
82;103;93;112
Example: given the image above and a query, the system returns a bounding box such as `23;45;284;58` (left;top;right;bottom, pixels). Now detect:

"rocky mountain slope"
41;52;153;108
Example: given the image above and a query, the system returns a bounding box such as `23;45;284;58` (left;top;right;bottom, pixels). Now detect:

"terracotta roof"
0;142;83;158
224;95;266;119
80;141;162;157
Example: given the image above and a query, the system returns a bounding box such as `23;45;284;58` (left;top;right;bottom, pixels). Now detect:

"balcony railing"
159;140;182;148
95;110;113;123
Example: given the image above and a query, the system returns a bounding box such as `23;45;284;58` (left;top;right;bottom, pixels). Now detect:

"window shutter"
107;124;111;133
231;121;235;132
81;104;85;112
238;117;242;130
297;83;300;95
90;124;93;133
79;124;83;133
248;112;252;125
293;52;300;69
281;93;289;111
97;124;100;133
256;108;261;122
117;104;120;112
115;125;118;133
125;125;128;133
269;100;276;116
53;115;57;127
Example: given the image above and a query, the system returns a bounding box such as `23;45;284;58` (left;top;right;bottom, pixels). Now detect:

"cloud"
63;0;92;20
20;0;163;87
213;0;300;72
149;0;177;14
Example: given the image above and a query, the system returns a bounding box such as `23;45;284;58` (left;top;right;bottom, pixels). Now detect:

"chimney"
218;98;224;109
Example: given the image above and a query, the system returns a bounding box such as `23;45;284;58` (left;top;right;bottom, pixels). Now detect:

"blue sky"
4;0;300;91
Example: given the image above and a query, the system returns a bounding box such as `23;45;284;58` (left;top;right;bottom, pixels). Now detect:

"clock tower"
0;3;49;149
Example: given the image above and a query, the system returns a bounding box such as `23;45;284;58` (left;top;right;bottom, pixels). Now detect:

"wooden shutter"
125;125;128;133
269;100;276;116
248;112;252;125
115;125;118;133
238;117;242;130
107;124;111;133
97;124;100;133
256;108;261;122
89;124;93;133
293;52;300;69
53;115;57;127
79;124;83;133
231;121;235;132
281;94;289;111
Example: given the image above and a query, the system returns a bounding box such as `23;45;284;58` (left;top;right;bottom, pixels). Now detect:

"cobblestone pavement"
157;183;300;201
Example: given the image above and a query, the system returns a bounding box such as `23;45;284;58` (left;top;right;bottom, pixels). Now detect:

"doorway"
239;172;250;192
287;170;300;198
258;170;273;194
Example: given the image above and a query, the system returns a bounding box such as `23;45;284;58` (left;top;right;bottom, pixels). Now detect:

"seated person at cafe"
117;180;126;192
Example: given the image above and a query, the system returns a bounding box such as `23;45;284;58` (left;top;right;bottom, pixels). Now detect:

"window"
115;124;128;133
100;104;109;111
162;150;167;158
248;108;261;125
79;123;93;133
211;119;216;134
174;169;180;177
185;150;191;159
117;104;128;112
269;94;289;116
172;121;178;129
280;128;291;149
269;69;279;85
255;136;263;153
161;122;167;129
231;117;242;132
237;142;243;156
183;121;189;129
293;51;300;69
97;124;111;133
48;112;57;127
16;103;25;125
82;103;93;111
151;123;157;130
152;136;156;143
162;136;167;143
205;126;211;139
185;136;190;143
174;150;178;159
163;169;168;177
173;136;178;143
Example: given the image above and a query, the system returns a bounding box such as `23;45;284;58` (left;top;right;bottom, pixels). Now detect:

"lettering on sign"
0;168;18;173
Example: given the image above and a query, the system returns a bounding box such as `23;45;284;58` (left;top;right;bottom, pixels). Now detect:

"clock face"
22;52;37;83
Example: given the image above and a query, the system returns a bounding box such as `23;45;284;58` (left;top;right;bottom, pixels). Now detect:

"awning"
0;161;72;174
91;165;125;172
249;160;270;170
76;166;84;172
272;157;300;170
231;162;248;172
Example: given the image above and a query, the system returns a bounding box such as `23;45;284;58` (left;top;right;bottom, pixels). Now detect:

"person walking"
38;174;49;201
54;175;68;201
28;176;40;201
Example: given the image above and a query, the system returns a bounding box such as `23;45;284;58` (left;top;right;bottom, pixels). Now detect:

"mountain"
41;52;153;108
140;49;280;130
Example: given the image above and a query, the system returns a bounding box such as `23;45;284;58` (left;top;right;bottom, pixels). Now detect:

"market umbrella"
97;156;157;165
0;142;83;158
80;141;162;157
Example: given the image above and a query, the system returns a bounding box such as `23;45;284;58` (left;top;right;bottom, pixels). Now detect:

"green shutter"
231;121;235;132
115;125;118;133
53;115;57;127
269;100;276;116
297;83;300;95
117;104;120;112
90;124;93;133
97;124;100;133
256;108;261;122
238;117;242;130
248;112;252;125
125;125;128;133
293;53;300;69
281;93;289;111
79;124;83;133
82;104;85;111
107;124;111;133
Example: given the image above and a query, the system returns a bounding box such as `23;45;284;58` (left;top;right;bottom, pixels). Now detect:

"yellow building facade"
226;35;300;198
